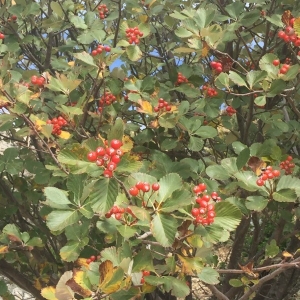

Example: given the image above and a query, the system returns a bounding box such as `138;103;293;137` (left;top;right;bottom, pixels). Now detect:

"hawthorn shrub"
1;0;300;300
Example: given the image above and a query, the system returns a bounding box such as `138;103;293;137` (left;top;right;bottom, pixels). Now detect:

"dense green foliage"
1;0;300;299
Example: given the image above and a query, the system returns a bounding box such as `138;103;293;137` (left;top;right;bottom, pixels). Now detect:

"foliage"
1;0;300;300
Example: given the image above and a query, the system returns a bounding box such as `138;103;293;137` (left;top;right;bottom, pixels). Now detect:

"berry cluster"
210;61;223;74
154;98;171;113
129;182;160;196
202;84;218;97
278;23;300;47
87;139;123;178
105;206;136;221
226;106;237;116
31;75;45;86
191;183;219;226
140;270;150;284
278;63;290;74
91;44;111;57
46;116;67;135
86;255;100;264
98;91;117;112
280;155;295;175
125;27;143;45
256;166;281;186
0;33;4;40
97;4;109;19
175;72;188;85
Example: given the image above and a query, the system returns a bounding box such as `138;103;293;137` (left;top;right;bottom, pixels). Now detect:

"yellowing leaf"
142;282;156;293
177;255;203;275
59;131;71;139
139;15;148;23
282;10;293;26
201;41;210;57
99;260;124;294
31;92;41;99
137;100;153;114
68;61;75;67
75;258;90;268
34;278;43;290
121;135;133;153
66;270;92;297
294;17;300;37
36;119;46;128
282;250;293;258
41;286;58;300
0;246;9;254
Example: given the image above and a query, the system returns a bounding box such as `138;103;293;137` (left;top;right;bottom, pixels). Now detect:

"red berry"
142;270;150;276
87;151;97;162
103;169;113;178
96;147;106;156
287;155;293;161
256;179;264;186
191;208;200;217
140;278;145;284
115;213;122;220
111;155;121;164
129;186;139;196
90;255;96;262
110;139;123;149
141;183;150;192
107;162;117;171
152;183;160;191
207;211;215;218
272;59;280;66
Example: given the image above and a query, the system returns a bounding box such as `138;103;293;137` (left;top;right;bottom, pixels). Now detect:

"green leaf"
66;174;87;205
194;126;217;138
188;136;204;151
91;178;119;213
60;240;87;262
74;52;97;67
157;173;182;203
215;72;230;89
206;165;230;180
267;79;286;97
229;279;244;287
265;239;279;258
265;14;284;27
160;190;193;212
46;210;80;231
214;202;242;231
144;276;190;298
110;288;140;300
44;187;71;206
276;175;300;196
116;225;136;239
107;118;124;142
69;14;87;29
225;2;244;19
151;213;178;247
246;70;268;89
175;27;193;38
0;281;8;296
236;148;250;170
246;196;268;211
126;45;143;61
2;224;22;243
254;95;266;106
198;267;219;284
273;189;297;203
132;248;154;272
229;71;247;87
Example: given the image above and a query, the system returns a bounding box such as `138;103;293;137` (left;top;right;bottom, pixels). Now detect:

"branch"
239;256;300;300
205;284;230;300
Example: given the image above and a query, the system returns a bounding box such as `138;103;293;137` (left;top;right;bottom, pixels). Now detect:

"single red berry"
115;213;122;220
191;208;200;217
129;186;139;196
140;278;145;284
87;151;97;162
256;179;264;186
207;211;215;218
90;255;96;262
96;146;106;156
152;183;160;191
272;59;280;66
143;270;150;276
86;259;91;264
110;139;123;149
141;182;150;192
103;169;113;178
111;155;121;164
11;15;17;21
